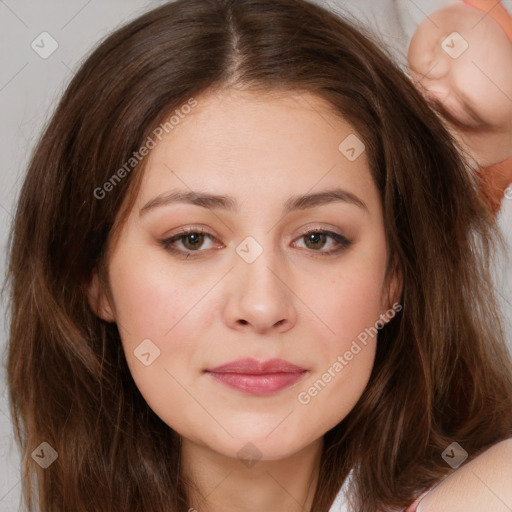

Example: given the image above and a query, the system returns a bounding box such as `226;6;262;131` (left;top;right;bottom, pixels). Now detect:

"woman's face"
408;4;512;166
89;89;400;462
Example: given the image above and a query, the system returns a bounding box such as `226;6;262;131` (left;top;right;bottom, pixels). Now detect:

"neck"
181;437;324;512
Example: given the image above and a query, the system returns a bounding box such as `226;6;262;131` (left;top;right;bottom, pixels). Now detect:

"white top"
328;471;352;512
496;194;512;349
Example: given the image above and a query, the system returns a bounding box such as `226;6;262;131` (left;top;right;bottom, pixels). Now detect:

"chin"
226;430;314;460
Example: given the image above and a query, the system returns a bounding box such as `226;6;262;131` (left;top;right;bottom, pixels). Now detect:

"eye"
160;227;353;257
160;227;220;256
292;229;353;255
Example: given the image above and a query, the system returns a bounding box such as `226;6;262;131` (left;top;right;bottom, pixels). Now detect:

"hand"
407;2;512;168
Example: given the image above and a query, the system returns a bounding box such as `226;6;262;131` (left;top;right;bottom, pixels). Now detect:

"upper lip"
206;357;307;374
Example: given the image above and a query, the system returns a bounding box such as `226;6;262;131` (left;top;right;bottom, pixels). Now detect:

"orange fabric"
476;155;512;216
462;0;512;42
459;1;512;216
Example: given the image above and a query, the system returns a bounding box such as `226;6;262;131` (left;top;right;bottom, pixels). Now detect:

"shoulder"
416;438;512;512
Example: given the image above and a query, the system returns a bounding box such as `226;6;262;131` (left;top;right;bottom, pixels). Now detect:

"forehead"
132;88;380;215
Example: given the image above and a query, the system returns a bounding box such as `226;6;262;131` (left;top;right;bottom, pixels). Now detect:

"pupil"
186;233;202;248
306;233;325;249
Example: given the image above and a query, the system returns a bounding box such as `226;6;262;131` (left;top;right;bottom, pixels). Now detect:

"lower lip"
206;371;307;395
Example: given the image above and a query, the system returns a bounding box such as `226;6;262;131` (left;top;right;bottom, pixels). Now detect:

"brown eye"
161;228;352;258
181;233;205;250
303;232;328;250
161;228;217;256
293;230;353;255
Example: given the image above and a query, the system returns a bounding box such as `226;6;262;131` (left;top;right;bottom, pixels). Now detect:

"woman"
5;0;512;510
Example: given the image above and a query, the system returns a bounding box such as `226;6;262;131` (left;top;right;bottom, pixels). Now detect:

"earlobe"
86;269;115;322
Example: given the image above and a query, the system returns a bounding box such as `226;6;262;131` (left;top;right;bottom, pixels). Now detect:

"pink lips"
205;357;308;395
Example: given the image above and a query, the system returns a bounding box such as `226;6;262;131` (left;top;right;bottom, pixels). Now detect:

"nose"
223;243;297;334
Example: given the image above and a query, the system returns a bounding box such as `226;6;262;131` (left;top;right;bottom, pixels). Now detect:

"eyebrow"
139;187;368;216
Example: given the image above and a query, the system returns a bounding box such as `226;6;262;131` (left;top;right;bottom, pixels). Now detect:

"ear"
86;268;115;322
379;257;403;325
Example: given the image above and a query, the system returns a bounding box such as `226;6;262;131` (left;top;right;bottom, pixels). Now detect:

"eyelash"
160;227;353;258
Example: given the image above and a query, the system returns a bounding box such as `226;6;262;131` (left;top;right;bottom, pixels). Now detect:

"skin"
408;3;512;168
87;87;512;511
413;438;512;512
88;88;401;512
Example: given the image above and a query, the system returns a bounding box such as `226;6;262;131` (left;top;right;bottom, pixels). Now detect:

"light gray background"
0;1;510;510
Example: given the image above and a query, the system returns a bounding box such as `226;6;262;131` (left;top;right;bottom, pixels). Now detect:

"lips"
205;358;308;395
206;357;306;374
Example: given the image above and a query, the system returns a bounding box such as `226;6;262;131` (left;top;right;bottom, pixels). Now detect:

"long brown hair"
5;0;512;511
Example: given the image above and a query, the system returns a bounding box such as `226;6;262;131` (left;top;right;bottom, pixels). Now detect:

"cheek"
110;233;388;357
295;289;379;435
106;249;205;400
297;347;376;429
317;250;387;341
292;248;386;424
307;276;381;380
455;41;512;125
107;230;388;444
109;266;183;339
108;254;203;427
108;239;215;341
